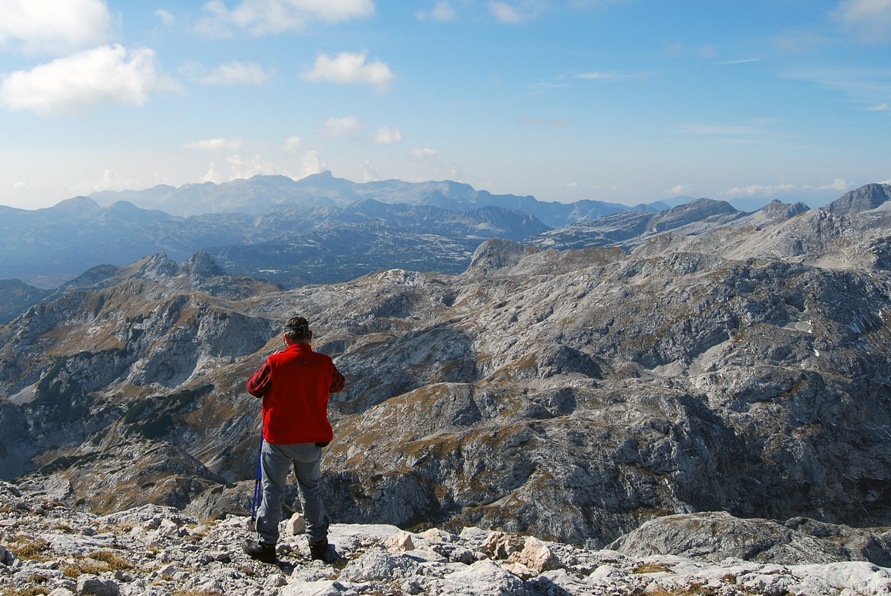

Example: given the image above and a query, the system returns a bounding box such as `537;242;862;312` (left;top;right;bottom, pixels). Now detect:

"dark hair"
284;316;311;341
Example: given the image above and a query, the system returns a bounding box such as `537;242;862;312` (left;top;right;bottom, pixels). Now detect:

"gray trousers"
256;441;328;546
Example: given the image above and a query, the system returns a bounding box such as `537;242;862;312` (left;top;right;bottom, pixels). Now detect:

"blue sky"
1;0;889;211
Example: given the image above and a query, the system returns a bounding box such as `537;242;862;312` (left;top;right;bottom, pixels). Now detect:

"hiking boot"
309;538;329;561
242;538;276;563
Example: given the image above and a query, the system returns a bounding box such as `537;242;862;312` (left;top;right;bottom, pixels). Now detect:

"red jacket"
246;343;345;444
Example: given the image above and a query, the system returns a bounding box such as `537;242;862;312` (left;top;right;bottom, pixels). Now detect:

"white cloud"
322;116;361;137
576;71;648;82
418;1;456;21
374;125;403;144
669;185;692;196
784;66;891;104
200;153;283;183
410;147;437;159
0;0;111;55
362;159;379;181
719;183;797;198
189;60;273;85
303;50;394;92
185;138;242;151
72;168;140;195
720;58;763;65
0;44;180;116
866;101;890;110
836;0;891;41
283;136;303;151
665;42;719;60
489;0;548;22
816;178;852;191
198;0;374;36
719;179;852;199
300;150;326;176
155;9;176;26
226;153;280;179
534;70;647;94
772;29;833;54
279;136;326;176
489;2;523;22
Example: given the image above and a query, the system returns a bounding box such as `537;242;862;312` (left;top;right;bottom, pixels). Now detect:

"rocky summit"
0;187;891;593
2;481;890;595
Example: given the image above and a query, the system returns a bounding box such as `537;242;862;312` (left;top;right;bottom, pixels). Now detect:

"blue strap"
250;434;263;521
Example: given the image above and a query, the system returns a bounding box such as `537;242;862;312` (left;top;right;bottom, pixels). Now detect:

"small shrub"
11;538;50;561
0;588;50;596
89;550;133;570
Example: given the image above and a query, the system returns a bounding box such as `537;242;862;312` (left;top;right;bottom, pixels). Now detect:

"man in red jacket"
242;316;345;564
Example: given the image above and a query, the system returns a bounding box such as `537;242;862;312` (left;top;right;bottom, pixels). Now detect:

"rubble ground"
1;482;889;596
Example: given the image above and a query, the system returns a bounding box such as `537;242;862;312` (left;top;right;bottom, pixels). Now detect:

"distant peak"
759;200;809;218
52;196;100;211
668;197;736;214
300;170;335;181
825;183;891;216
181;251;225;278
135;253;179;279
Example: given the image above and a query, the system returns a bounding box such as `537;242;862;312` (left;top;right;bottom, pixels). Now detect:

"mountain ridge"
88;171;633;225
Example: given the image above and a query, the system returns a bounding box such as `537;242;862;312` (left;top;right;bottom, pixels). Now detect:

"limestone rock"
610;511;891;567
286;512;305;535
0;479;889;595
384;530;415;553
508;536;561;572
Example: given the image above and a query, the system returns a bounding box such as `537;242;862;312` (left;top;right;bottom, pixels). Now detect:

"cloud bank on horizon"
0;0;889;211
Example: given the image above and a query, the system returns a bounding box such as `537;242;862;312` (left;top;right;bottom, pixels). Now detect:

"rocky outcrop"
1;481;889;595
466;238;539;274
181;250;226;279
0;279;48;324
609;511;891;567
649;197;741;232
825;183;891;216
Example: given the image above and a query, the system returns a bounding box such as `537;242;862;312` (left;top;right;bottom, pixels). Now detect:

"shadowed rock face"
1;194;891;549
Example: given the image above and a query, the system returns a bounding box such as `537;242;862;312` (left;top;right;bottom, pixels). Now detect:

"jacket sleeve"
246;360;272;398
330;365;345;394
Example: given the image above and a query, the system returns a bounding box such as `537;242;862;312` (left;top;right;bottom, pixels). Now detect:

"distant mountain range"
89;171;637;226
1;174;890;311
1;172;639;290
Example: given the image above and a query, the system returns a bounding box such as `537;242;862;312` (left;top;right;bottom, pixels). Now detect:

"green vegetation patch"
122;385;212;440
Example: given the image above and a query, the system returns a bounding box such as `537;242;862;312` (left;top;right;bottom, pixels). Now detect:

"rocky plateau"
2;480;890;595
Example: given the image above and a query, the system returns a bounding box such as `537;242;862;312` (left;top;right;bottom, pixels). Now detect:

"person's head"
284;316;312;344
